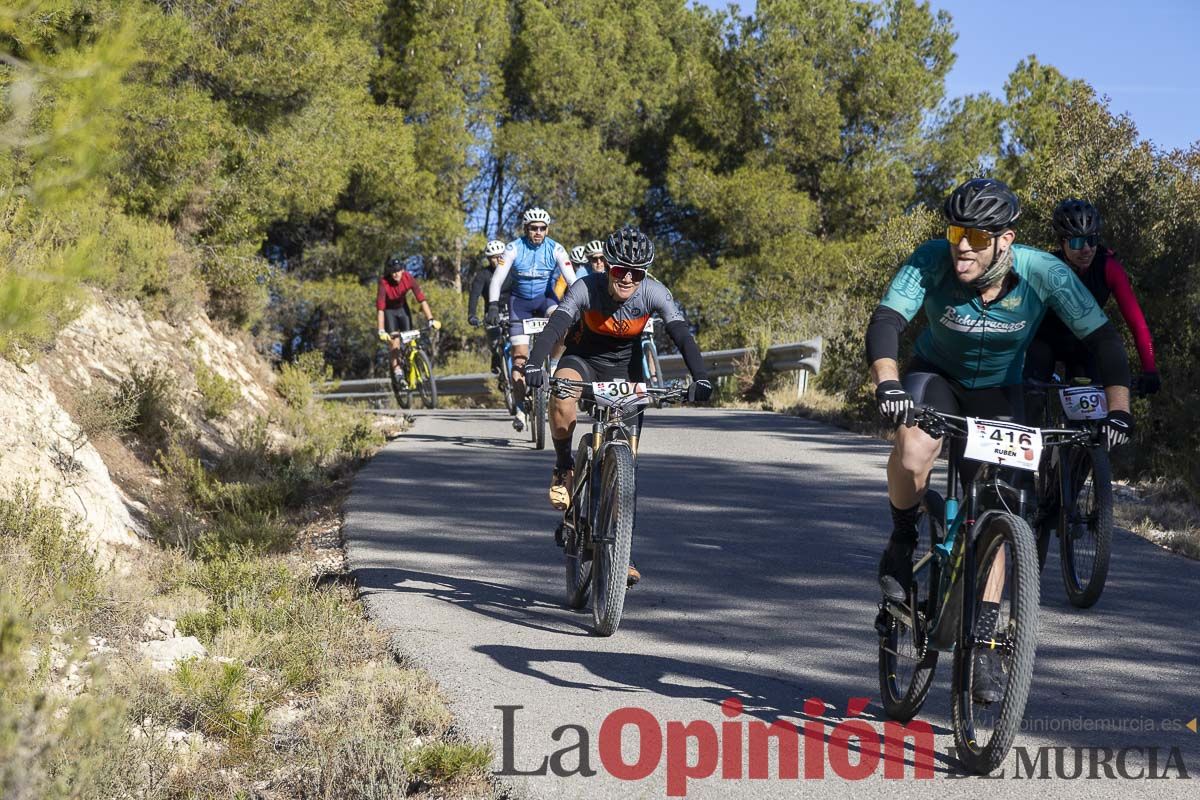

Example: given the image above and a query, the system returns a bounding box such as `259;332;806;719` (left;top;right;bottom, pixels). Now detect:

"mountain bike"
1026;379;1113;608
875;408;1081;774
522;317;550;450
489;312;517;416
551;378;686;636
640;317;664;390
388;328;437;409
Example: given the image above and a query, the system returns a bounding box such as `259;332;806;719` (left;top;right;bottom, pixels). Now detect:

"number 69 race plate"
963;418;1043;472
1059;386;1107;421
592;381;649;408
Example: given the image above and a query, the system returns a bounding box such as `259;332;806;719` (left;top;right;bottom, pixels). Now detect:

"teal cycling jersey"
489;235;574;302
880;241;1110;388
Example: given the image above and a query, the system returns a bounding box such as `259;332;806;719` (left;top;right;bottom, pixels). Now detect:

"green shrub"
170;659;268;758
202;250;270;330
73;380;140;440
405;740;493;784
118;363;183;446
195;362;240;420
0;486;103;621
277;350;334;410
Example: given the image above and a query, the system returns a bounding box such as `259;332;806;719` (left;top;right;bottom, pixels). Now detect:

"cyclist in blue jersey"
865;178;1133;703
486;207;577;431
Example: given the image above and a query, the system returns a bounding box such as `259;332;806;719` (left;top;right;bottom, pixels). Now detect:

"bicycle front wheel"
590;444;636;637
531;368;548;450
415;350;437;409
564;440;594;609
952;512;1040;775
878;491;943;722
1059;446;1112;608
643;341;663;390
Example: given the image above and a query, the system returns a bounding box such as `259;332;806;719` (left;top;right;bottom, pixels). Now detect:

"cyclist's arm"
375;280;388;332
554;243;578;286
489;246;515;303
468;270;488;318
866;305;909;387
1105;257;1157;372
418;300;434;322
648;283;706;380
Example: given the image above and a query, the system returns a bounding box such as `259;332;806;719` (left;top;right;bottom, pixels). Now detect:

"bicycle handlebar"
548;377;688;408
906;406;1098;448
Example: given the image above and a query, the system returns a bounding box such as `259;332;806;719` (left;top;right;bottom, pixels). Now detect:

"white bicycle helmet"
583;239;604;257
484;239;505;257
569;245;587;265
522;207;551;226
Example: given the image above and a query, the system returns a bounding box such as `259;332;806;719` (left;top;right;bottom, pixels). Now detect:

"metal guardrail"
318;337;822;402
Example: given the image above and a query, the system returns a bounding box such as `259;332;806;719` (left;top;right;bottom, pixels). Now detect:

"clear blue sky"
692;0;1198;152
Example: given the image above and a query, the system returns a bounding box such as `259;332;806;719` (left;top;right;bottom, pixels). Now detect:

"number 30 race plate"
1059;386;1107;421
963;418;1043;472
592;381;649;408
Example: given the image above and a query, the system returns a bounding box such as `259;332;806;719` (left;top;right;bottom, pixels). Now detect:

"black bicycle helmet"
943;178;1021;232
602;226;655;268
1051;198;1102;238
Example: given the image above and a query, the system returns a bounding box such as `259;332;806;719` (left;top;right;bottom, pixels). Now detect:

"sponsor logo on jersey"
937;306;1027;335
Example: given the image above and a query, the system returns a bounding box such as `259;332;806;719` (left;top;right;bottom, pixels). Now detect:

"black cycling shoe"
972;648;1006;705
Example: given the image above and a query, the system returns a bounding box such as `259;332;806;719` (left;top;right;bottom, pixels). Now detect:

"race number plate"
642;317;655;333
398;329;421;343
522;317;549;335
963;418;1043;472
592;381;650;408
1059;386;1107;421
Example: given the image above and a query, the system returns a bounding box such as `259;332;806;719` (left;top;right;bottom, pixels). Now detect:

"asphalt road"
343;408;1200;799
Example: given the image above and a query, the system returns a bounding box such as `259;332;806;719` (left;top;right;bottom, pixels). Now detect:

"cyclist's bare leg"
549;366;583;442
983;554;1006;604
886;423;940;509
388;338;402;373
511;344;528;408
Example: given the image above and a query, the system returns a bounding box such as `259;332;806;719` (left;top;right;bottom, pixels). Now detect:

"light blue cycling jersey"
488;236;574;302
880;241;1110;388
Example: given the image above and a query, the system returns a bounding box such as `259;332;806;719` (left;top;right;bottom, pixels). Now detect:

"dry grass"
1113;479;1200;559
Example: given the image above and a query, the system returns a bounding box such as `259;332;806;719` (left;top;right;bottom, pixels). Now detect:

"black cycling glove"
687;378;713;403
1102;410;1134;451
524;364;545;389
468;314;480;327
875;380;913;425
1135;371;1160;395
484;302;500;327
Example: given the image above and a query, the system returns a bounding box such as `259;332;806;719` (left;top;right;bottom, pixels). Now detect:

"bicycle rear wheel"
590;444;636;636
878;491;942;722
415;350;437;409
1059;446;1112;608
564;440;594;609
952;512;1039;775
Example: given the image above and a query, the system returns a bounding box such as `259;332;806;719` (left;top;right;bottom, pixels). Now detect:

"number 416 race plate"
963;418;1043;472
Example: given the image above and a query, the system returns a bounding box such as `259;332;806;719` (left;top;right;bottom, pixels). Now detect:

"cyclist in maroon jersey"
1025;199;1160;395
376;254;440;378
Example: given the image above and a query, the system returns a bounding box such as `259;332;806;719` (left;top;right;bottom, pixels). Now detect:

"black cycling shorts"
903;358;1026;490
556;353;642;384
383;307;413;334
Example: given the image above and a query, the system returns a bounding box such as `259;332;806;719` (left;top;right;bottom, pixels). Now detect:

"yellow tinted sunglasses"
946;225;996;249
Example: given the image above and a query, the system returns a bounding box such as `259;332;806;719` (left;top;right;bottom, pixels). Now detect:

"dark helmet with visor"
1051;198;1102;238
602;226;655;269
944;178;1021;232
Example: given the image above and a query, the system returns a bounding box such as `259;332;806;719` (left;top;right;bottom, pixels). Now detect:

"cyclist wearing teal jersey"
486;207;577;431
865;178;1132;703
